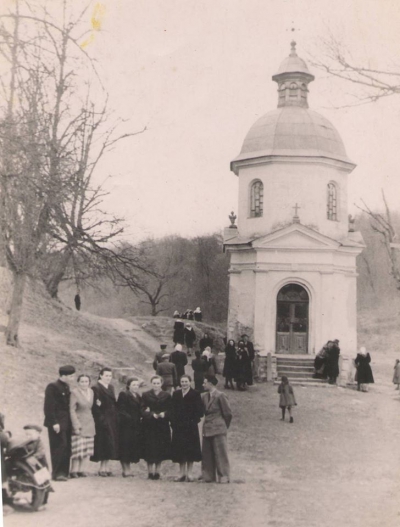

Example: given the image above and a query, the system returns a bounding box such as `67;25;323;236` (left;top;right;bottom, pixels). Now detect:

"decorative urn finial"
229;211;237;229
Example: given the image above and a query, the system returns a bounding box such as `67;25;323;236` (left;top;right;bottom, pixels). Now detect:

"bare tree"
0;1;142;344
311;34;400;105
357;191;400;290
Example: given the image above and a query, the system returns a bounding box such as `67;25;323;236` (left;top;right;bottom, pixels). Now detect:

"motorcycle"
5;438;52;511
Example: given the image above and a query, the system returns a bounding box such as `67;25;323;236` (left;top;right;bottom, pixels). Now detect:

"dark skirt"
119;423;142;464
142;419;171;463
171;422;202;463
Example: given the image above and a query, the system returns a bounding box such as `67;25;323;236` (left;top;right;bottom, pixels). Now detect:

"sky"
4;0;400;242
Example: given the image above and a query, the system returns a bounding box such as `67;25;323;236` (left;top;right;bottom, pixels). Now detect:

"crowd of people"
39;364;233;485
222;336;255;391
173;307;202;322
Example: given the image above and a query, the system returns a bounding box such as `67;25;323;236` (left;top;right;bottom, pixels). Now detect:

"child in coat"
278;376;297;423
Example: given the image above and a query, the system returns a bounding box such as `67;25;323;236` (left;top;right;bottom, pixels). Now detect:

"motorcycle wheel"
29;488;47;511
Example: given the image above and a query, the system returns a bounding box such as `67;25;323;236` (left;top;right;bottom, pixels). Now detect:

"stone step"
274;379;329;387
277;370;315;378
277;365;314;372
276;357;314;363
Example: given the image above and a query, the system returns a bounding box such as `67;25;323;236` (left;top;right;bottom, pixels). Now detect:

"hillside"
0;271;225;433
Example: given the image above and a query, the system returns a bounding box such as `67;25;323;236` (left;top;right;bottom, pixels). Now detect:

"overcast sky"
4;0;400;241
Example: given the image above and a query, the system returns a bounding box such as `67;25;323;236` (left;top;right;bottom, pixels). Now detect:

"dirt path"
4;381;400;527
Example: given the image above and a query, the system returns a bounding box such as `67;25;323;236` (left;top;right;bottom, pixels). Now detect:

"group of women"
69;368;203;481
222;339;254;391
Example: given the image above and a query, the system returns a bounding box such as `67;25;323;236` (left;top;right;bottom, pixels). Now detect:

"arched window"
327;182;338;221
250;180;263;217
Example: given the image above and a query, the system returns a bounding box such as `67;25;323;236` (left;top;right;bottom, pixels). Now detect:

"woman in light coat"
69;374;95;477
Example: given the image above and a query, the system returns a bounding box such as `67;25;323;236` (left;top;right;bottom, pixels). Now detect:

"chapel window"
250;180;263;218
327;182;338;221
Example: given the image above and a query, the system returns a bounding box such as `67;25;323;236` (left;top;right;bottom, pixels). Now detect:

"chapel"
224;42;365;356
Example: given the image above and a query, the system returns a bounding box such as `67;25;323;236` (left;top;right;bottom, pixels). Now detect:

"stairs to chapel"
274;355;327;386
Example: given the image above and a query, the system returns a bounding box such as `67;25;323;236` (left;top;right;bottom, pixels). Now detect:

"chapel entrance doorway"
276;283;309;354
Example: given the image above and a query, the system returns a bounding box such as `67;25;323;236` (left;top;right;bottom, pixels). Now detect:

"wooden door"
276;284;308;354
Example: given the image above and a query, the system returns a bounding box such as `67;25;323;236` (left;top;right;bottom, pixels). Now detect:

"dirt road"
5;380;400;527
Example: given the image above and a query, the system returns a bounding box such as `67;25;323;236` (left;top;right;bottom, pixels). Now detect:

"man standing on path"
170;344;188;384
44;365;76;481
156;354;178;393
153;344;168;371
201;375;232;483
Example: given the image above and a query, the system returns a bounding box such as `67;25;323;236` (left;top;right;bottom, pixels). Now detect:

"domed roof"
231;43;355;172
233;106;353;165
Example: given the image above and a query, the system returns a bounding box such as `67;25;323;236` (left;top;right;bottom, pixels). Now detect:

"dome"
233;106;353;166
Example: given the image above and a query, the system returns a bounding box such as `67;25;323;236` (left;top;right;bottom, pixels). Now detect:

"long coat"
173;321;185;345
44;380;72;432
325;345;340;379
91;382;119;461
236;349;253;385
170;350;188;381
70;388;95;437
355;353;374;384
223;344;237;379
393;361;400;384
191;358;206;392
171;388;203;463
156;361;178;390
141;389;172;463
117;390;142;464
184;328;196;347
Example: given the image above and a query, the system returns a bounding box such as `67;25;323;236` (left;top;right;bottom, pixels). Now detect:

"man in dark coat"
44;365;76;481
326;340;340;384
153;344;168;371
184;324;196;356
157;354;178;393
170;344;188;383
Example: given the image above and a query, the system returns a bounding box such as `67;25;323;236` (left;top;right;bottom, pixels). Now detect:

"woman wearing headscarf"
117;377;142;477
201;347;217;381
91;368;119;476
141;376;172;480
171;375;203;482
354;347;374;392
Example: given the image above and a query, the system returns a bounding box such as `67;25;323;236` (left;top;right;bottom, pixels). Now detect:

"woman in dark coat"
355;347;374;392
223;339;237;390
325;340;340;384
117;377;142;477
191;350;206;392
171;375;204;482
141;375;172;480
91;367;119;476
235;340;252;390
173;320;185;345
199;333;213;352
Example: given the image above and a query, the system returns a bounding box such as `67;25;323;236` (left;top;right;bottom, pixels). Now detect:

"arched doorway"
276;283;309;354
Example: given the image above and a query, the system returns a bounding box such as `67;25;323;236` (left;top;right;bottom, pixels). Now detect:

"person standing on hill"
201;376;232;483
194;307;202;322
173;319;185;345
44;365;76;481
170;344;188;384
184;324;196;356
200;332;213;352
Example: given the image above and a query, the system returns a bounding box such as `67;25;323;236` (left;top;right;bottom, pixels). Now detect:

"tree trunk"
43;249;72;298
5;271;26;346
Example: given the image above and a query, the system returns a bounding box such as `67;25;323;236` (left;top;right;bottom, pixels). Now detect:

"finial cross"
293;203;300;216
